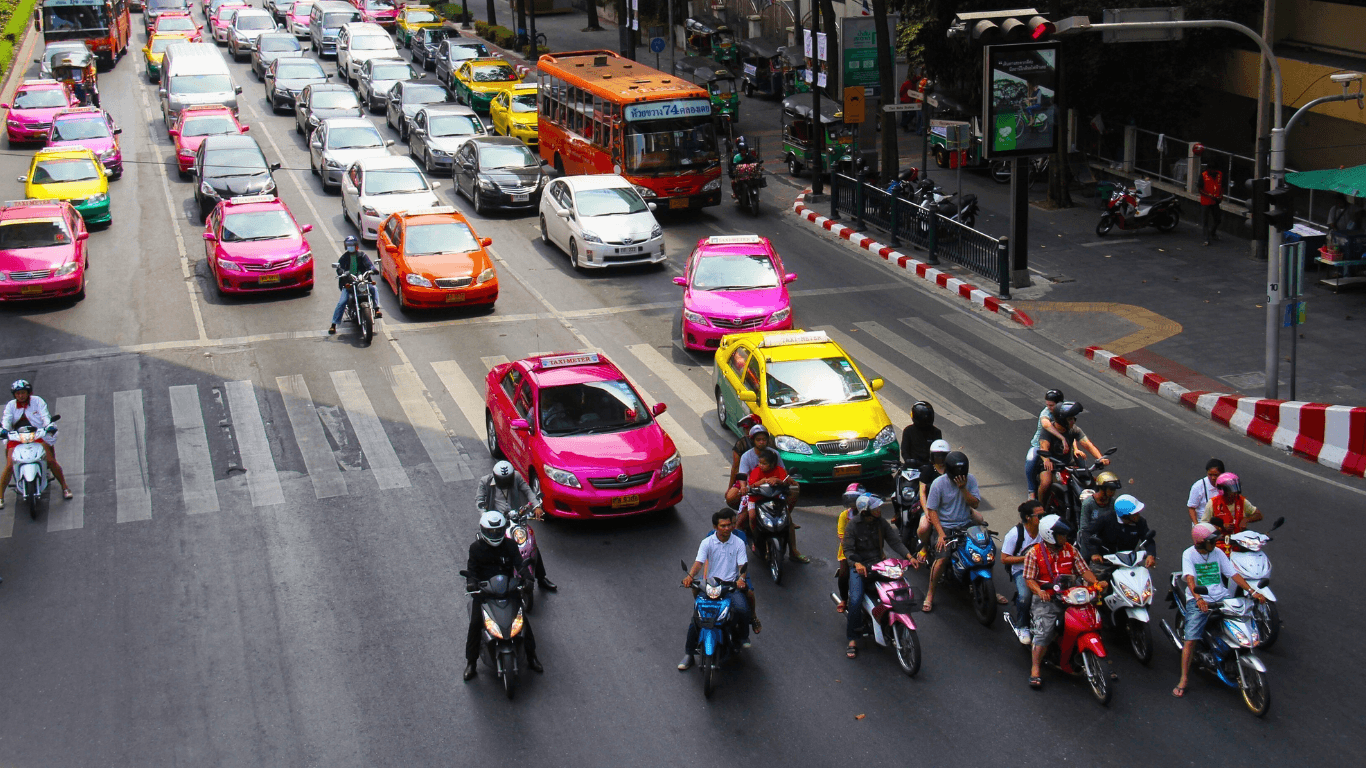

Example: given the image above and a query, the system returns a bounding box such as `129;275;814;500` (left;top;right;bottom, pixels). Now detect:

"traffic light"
1245;177;1269;241
950;9;1060;43
1265;185;1295;231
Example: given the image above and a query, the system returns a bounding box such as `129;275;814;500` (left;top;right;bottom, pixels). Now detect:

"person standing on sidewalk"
898;72;916;133
913;72;931;135
1200;165;1225;246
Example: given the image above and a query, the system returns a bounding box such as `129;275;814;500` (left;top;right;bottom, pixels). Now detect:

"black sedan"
193;135;281;220
450;136;547;215
265;58;331;112
251;32;306;80
294;83;364;137
410;27;451;71
384;80;451;141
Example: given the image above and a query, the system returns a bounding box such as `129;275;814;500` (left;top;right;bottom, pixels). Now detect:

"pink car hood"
50;135;115;156
0;245;76;272
9;106;68;126
539;423;676;475
686;285;786;319
218;235;308;265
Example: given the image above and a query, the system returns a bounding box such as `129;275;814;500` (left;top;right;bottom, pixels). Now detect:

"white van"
159;42;242;131
309;1;362;58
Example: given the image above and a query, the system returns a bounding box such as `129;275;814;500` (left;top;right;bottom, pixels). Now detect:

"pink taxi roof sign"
536;352;601;369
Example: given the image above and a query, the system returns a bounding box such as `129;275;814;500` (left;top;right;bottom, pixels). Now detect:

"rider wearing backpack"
1001;500;1045;645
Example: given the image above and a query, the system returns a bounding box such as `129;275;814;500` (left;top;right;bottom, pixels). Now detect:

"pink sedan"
484;352;684;519
47;107;123;179
2;80;78;144
202;195;315;294
674;234;797;351
0;199;89;302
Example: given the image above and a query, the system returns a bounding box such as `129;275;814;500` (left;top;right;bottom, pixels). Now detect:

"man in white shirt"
679;508;750;670
1;380;71;507
1173;523;1265;698
1002;500;1045;645
1185;458;1224;525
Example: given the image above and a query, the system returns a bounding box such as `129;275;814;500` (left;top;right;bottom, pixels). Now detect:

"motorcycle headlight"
477;267;495;284
509;609;524;637
871;425;896;449
767;307;790;325
541;464;581;489
773;435;812;455
55;261;80;277
659;451;681;477
404;272;432;287
1116;581;1141;604
482;608;503;639
633;184;656;199
580;231;603;244
1225;620;1256;648
970;551;982;564
760;510;781;528
217;259;242;272
682;309;707;326
650;223;663;239
705;583;722;599
702;178;721;192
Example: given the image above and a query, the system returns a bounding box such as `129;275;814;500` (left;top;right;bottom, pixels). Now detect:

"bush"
490;26;516;49
473;20;491;38
435;4;468;21
522;44;549;59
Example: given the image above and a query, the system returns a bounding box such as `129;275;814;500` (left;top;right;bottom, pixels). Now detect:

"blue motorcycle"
681;562;744;698
1160;576;1271;717
945;525;1000;626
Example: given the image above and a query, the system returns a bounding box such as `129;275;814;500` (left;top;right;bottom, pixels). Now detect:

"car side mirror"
384;139;395;146
869;378;884;392
672;276;686;286
77;231;89;242
203;232;218;242
430;181;441;189
167;129;180;137
234;85;243;94
0;103;9;110
480;237;492;247
310;138;322;148
647;202;657;212
555;208;570;219
301;224;313;233
16;175;26;182
651;402;668;416
158;88;168;97
510;418;530;431
784;272;797;283
114;127;122;135
270;162;282;171
738;390;757;403
241;125;250;132
413;127;425;135
324;73;331;79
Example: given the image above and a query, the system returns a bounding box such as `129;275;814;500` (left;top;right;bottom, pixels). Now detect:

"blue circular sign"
650;36;666;54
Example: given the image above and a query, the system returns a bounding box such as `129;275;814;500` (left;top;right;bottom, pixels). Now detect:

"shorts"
931;525;968;562
1030;598;1065;647
1180;597;1214;642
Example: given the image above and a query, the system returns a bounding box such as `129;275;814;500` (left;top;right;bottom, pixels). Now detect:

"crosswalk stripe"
170;385;222;513
225;380;286;506
48;395;85;531
818;327;985;427
853;322;1033;421
275;376;348;500
431;360;488;443
898;316;1047;402
388;364;474;483
330;370;409;490
624;343;714;417
655;411;710;457
480;355;510;371
113;390;152;523
939;313;1137;410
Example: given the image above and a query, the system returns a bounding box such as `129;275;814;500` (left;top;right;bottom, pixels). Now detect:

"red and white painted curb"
793;191;1033;327
1085;346;1366;477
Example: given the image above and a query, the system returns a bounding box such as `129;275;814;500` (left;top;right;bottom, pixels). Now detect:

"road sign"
843;86;866;124
1283;300;1306;328
882;103;922;112
650;36;666;54
906;90;939;108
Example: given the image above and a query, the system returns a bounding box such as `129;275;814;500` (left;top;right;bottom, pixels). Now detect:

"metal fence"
830;174;1011;297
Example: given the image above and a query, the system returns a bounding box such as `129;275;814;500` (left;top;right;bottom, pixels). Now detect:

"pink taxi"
485;352;684;519
2;80;78;144
170;104;249;176
674;234;797;351
351;0;397;28
0;199;89;302
201;195;314;294
47;107;123;179
288;1;316;37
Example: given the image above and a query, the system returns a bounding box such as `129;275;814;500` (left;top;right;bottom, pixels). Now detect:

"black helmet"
1046;389;1065;404
945;451;969;479
343;235;359;252
492;460;514;489
735;136;747;151
1057;401;1084;422
911;401;935;428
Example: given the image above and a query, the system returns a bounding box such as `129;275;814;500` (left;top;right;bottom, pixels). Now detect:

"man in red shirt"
898;73;916;133
1022;514;1105;689
1200;166;1225;246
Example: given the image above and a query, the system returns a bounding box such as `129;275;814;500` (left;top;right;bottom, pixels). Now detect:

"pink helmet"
1191;523;1219;546
842;483;866;508
1215;472;1241;496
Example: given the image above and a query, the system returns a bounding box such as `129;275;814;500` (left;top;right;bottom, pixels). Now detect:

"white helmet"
1038;514;1071;545
479;510;508;546
930;439;951;457
492;460;515;489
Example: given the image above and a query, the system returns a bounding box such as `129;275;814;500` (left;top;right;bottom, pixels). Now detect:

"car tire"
570;238;583;271
397;283;408;309
424;149;436;175
472;189;485;216
485;412;503;459
296;119;303;135
715;389;729;429
539;214;549;244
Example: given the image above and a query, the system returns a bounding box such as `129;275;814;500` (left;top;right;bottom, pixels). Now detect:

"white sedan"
538;174;665;270
340;155;441;241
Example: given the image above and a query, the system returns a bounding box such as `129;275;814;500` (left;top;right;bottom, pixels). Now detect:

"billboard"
841;14;897;97
983;42;1058;159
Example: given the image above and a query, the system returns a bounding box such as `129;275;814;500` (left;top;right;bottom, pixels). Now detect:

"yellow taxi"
713;329;898;483
489;82;538;146
450;57;521;112
18;147;112;225
142;32;192;82
394;4;444;48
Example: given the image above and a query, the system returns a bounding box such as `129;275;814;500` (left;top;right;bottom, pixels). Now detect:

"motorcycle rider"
679;509;751;671
744;449;805;565
729;135;760;200
1079;471;1122;527
842;493;914;659
1002;500;1045;645
1198;472;1262;538
1186;458;1225;525
834;482;865;614
1173;523;1267;698
1081;493;1157;577
0;379;72;507
475;460;556;592
328;235;381;335
921;450;992;613
464;510;542;681
1034;401;1109;506
900;401;942;470
1026;389;1067;501
726;424;806;562
1024;515;1106;689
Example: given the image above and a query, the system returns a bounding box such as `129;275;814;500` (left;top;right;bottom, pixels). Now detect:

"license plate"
617;246;642;254
611;494;640;508
833;464;861;477
669;197;689;209
444;293;465;303
258;274;280;284
511;193;529;202
21;286;42;295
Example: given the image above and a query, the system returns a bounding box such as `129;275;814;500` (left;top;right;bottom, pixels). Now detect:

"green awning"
1286;164;1366;197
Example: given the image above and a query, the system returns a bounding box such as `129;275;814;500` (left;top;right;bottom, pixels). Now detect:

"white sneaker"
1016;627;1032;645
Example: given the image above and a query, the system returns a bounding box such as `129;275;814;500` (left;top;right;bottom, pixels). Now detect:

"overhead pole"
1251;0;1275;266
811;0;823;196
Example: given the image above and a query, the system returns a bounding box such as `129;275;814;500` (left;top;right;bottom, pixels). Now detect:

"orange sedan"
377;206;499;309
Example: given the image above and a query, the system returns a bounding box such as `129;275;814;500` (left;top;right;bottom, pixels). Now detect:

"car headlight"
476;177;496;191
871;425;896;449
86;192;108;204
404;273;433;287
659;451;681;477
360;205;379;218
98;147;117;161
702;178;721;192
774;435;812;455
55;261;80;277
429;147;449;157
294;250;313;267
263;179;277;195
307;114;320;125
683;309;707;326
217;259;242;272
201;181;217;195
633;184;656;199
324;157;342;169
477;267;495;284
541;464;581;489
767;307;790;325
580;231;603;244
650;223;663;239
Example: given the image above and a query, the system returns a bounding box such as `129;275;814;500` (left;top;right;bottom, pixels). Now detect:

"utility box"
1102;7;1185;43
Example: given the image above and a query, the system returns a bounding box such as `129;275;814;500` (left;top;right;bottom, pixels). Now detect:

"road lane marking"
625;343;714;417
225;380;286;506
113;390;153;523
480;355;510;371
169;385;222;513
275;376;348;500
388;364;474;482
898;316;1046;402
817;327;984;428
330;370;409;490
431;360;488;444
48;395;85;531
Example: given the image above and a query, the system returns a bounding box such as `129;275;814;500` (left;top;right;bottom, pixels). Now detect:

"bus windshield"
43;5;112;33
623;117;719;176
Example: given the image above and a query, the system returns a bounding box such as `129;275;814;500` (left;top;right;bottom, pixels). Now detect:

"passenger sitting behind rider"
729;136;759;199
1034;401;1109;505
1024;515;1106;689
1081;493;1156;578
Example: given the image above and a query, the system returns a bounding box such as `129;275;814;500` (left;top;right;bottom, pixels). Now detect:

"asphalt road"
1;10;1363;766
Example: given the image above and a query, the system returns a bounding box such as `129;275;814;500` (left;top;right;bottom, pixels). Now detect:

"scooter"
6;416;60;521
909;179;979;230
1094;535;1157;664
334;264;377;344
749;482;791;584
830;558;921;676
882;459;922;551
1160;578;1271;717
1040;447;1117;532
506;503;542;614
945;525;999;626
460;571;530;700
681;562;745;698
1227;517;1285;649
1096;188;1181;236
1029;575;1115;705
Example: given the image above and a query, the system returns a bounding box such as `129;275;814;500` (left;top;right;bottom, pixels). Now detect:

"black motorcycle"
334;265;377;344
749;482;791;584
1096;188;1180;236
1040;447;1117;532
883;459;924;551
731;160;766;216
910;179;979;231
460;571;531;699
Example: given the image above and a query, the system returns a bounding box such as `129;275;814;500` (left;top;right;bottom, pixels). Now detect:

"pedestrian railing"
829;173;1012;298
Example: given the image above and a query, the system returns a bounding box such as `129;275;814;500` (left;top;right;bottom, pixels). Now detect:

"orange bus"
37;0;133;69
537;50;722;210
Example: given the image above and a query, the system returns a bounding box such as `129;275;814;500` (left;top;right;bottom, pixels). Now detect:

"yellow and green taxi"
451;57;521;112
713;329;898;483
394;5;443;48
142;32;192;82
489;82;538;145
18;147;111;225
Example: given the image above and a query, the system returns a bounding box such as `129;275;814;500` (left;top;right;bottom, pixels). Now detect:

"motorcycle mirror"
1270;516;1285;531
1103;447;1118;456
680;560;690;573
458;569;471;577
49;414;61;423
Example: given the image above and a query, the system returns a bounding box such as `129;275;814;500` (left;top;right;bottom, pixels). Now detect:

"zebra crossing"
0;314;1135;538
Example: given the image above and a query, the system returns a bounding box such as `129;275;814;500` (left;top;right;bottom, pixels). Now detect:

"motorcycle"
989;155;1049;189
944;525;999;626
1011;575;1114;705
1096;188;1181;236
830;558;921;676
1093;534;1157;664
1226;517;1285;649
1040;446;1117;532
681;562;745;698
1160;578;1271;717
6;415;60;521
909;179;979;230
748;482;791;584
460;571;530;699
882;459;923;551
506;504;542;614
334;264;377;344
731;161;766;216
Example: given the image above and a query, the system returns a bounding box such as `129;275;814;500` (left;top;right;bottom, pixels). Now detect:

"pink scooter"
831;558;922;676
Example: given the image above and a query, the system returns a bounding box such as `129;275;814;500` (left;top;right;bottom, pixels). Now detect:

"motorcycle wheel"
1080;649;1112;706
892;623;921;677
971;578;996;627
768;538;782;585
1096;214;1114;237
961;213;977;229
1240;664;1271;717
746;186;760;217
1155;209;1180;232
26;479;40;520
503;670;516;700
1255;601;1280;649
990;160;1011;184
1127;618;1153;665
360;303;374;344
702;654;717;698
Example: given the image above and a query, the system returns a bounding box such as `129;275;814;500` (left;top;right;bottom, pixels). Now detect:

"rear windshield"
0;219;72;249
169;74;234;95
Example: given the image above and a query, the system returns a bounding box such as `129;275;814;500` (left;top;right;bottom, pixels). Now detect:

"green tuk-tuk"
781;95;856;177
685;15;737;67
736;38;784;98
779;46;810;96
675;56;740;125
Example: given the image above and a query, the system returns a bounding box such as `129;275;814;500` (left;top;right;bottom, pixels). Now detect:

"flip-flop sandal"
846;645;857;659
921;600;933;613
790;554;811;564
835;601;846;614
1029;677;1043;690
1172;686;1187;698
751;618;762;634
62;489;73;500
996;594;1010;605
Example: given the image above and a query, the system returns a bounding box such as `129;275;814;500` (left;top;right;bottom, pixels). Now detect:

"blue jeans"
1012;571;1033;627
1181;597;1214;642
332;284;378;325
847;567;870;639
685;589;750;654
1025;447;1043;495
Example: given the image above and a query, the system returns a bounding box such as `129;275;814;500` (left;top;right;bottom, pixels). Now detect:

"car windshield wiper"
212;171;265;178
234;233;291;241
372;188;425;195
781;397;829;407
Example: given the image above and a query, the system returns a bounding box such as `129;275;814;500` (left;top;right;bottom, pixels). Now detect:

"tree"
587;0;602;31
486;0;497;27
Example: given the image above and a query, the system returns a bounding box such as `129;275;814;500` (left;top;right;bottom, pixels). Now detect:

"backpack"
1008;523;1037;557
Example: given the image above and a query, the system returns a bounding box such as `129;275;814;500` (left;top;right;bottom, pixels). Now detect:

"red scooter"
1026;575;1114;705
1096;187;1180;236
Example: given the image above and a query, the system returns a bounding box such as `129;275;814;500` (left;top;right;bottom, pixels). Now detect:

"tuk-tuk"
685;16;737;67
736;38;784;98
674;56;740;126
51;51;99;108
781;95;857;177
778;46;810;96
929;119;986;170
